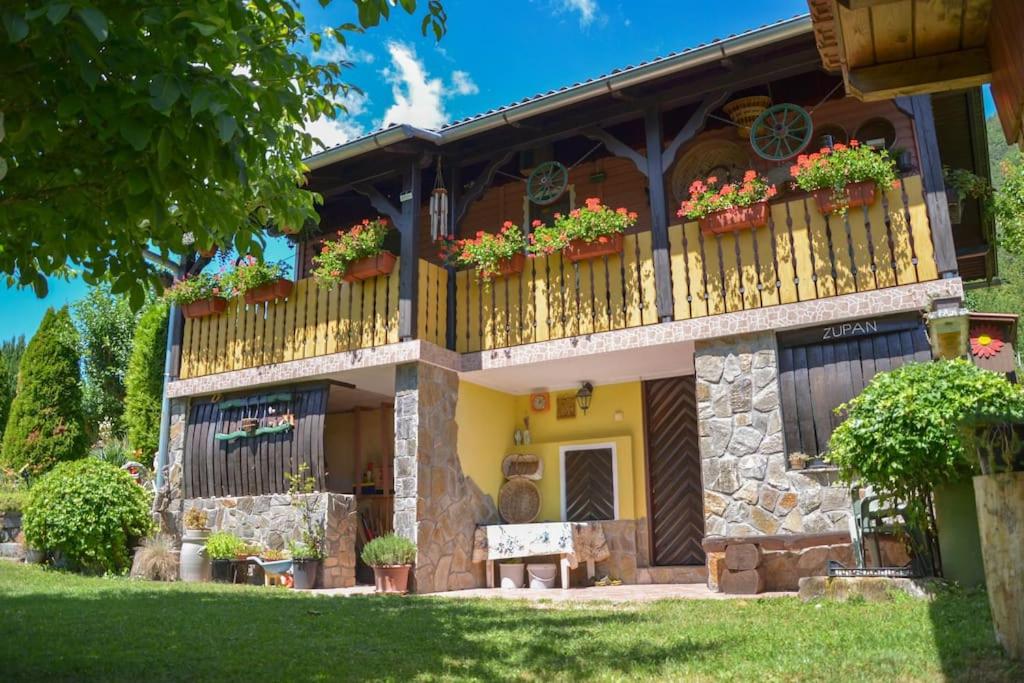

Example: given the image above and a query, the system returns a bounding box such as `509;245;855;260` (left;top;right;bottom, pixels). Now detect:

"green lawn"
0;563;1019;682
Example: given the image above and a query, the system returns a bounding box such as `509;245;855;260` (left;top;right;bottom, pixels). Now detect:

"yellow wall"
455;379;647;523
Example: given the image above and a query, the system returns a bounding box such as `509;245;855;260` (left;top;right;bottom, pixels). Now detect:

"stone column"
154;397;188;537
695;334;851;538
393;362;498;593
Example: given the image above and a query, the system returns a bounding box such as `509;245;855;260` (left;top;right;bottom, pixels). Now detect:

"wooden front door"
643;376;705;566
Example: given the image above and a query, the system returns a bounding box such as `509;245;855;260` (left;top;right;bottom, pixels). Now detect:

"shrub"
1;307;88;475
124;301;169;462
361;534;416;567
312;218;391;288
677;170;778;220
23;458;153;573
0;336;27;444
437;221;528;281
131;534;178;581
529;198;637;255
220;257;290;295
205;532;245;560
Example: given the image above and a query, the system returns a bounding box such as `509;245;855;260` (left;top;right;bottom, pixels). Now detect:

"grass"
0;562;1020;682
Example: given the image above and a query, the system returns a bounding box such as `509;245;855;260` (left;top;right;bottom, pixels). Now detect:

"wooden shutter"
778;316;931;458
564;448;616;521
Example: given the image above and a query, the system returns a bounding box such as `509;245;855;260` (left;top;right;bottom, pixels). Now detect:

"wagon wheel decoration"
526;161;569;205
749;103;814;161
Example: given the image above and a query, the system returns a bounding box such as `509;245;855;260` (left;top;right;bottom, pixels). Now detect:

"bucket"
527;563;557;589
499;562;525;589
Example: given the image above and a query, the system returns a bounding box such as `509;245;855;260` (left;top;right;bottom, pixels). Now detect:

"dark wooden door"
643;376;705;566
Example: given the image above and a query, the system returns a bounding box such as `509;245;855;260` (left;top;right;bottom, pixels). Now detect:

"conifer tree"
124;302;169;461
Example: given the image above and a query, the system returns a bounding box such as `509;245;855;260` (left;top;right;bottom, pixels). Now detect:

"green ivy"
22;458;153;573
124;302;169;461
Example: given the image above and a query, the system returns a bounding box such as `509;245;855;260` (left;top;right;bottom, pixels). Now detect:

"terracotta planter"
563;233;624;262
372;564;411;594
343;252;397;283
243;278;293;304
490;253;526;278
181;297;228;319
698;201;770;236
812;181;878;214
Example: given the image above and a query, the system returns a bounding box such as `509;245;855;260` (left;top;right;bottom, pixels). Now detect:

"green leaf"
47;3;71;25
1;11;29;43
75;7;108;42
57;95;82;119
215;114;237;143
190;21;218;37
149;76;181;113
119;120;151;151
0;156;7;182
156;128;172;170
310;32;321;51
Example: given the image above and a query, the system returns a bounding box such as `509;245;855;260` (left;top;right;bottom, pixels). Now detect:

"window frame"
559;442;619;522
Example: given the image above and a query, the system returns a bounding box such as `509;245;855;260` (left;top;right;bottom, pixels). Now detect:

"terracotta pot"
490;253;526;278
342;252;397;283
563;233;624;262
698;201;770;236
372;564;411;594
243;278;293;304
181;297;228;319
812;181;878;214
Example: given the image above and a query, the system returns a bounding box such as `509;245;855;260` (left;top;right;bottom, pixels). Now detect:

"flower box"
698;201;769;236
243;278;293;304
491;253;526;278
812;181;878;215
182;297;228;319
563;233;624;262
342;252;397;283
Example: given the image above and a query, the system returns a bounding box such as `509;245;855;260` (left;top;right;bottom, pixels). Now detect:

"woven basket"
723;96;772;138
502;453;543;480
498;479;541;524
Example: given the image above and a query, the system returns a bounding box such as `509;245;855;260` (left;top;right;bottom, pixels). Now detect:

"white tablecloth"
472;521;610;569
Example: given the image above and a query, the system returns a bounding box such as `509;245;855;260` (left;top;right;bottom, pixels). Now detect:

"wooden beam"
397;161;422;340
454;150;516;225
661;89;731;174
643;107;675;322
847;48;992;102
583;127;648;177
837;0;904;9
446;162;459;350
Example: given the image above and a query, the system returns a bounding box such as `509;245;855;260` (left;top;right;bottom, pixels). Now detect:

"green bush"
360;534;416;567
124;302;169;461
23;459;153;573
205;532;244;560
1;308;88;475
0;490;28;514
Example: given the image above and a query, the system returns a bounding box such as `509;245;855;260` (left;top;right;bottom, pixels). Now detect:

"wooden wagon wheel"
526;160;569;205
749;103;813;161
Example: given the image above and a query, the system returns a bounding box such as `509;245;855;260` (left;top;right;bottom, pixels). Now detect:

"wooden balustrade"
417;260;448;348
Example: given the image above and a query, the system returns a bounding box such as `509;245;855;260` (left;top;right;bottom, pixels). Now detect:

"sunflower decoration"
969;324;1005;359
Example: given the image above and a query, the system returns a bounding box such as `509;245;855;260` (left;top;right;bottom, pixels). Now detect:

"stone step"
0;542;25;560
636;565;707;585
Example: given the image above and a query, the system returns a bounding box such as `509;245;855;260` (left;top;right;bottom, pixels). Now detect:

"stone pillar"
393;362;499;593
154;397;189;537
695;334;851;538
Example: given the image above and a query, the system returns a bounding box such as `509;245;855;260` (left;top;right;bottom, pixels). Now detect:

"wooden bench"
702;532;852;595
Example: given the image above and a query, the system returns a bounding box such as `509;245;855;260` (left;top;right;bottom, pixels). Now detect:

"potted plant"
789;140;900;215
437;221;528;281
284;464;325;590
312;217;395;288
164;273;228;319
223;256;293;304
787;451;811;471
288;540;323;590
943;166;991;224
529;198;637;262
677;170;778;235
205;531;244;583
179;507;211;582
361;533;416;594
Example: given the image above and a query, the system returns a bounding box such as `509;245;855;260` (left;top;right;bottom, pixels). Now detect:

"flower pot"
179;529;211;583
291;558;321;590
973;472;1024;659
372;564;411;594
491;253;526;278
563;233;624;262
343;252;397;283
499;562;525;589
243;278;293;304
210;558;234;583
698;201;770;236
788;455;807;470
181;297;228;319
811;181;878;215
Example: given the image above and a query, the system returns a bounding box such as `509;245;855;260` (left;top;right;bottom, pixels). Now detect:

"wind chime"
429;156;449;241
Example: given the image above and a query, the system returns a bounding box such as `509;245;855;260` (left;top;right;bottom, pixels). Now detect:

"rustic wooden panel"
644;376;705;566
990;0;1024;143
564;448;616;522
870;1;914;63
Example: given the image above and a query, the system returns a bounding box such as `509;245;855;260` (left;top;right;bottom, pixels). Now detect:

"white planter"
180;529;210;583
526;563;557;589
499;562;525;589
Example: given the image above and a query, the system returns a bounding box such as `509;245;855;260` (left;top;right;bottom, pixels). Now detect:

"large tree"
0;1;446;303
0;335;25;444
124;301;169;461
1;307;88;475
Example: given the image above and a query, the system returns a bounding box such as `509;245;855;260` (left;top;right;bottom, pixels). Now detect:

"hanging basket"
723;96;772;138
342;252;397;283
563;233;624;262
698;201;770;236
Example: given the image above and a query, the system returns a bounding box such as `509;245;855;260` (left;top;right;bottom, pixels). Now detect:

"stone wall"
181;493;358;588
394;362;499;593
695;333;851;537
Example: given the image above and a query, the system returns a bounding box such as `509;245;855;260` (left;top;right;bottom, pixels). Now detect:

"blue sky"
0;0;994;340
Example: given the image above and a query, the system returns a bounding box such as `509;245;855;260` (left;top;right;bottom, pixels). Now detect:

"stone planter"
563;233;623;262
698;201;769;236
180;529;211;582
812;181;878;215
292;558;321;590
372;564;411;594
243;278;293;304
181;297;228;319
343;252;397;283
973;472;1024;659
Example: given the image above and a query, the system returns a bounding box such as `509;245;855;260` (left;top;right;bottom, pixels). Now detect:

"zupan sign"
821;320;879;340
778;314;924;348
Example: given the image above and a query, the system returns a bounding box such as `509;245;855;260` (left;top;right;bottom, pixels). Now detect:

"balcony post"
643;106;675;322
398;161;422;341
445;162;459;351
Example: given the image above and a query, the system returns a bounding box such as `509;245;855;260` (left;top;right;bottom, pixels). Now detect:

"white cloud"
304;90;369;151
561;0;599;27
380;42;448;130
313;41;375;66
450;70;479;96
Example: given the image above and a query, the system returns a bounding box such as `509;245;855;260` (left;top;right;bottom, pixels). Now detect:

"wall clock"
529;392;550;413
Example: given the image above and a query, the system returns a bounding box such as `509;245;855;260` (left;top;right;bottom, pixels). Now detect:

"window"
560;444;618;521
524;185;574;230
777;315;931;460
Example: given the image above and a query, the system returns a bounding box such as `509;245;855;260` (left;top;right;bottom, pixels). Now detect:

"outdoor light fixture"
575;382;594;414
925;296;970;360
